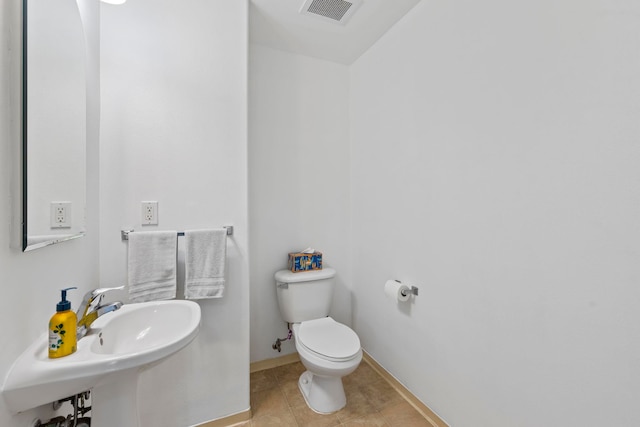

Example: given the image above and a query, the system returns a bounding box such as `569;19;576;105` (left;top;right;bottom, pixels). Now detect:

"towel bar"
121;226;233;241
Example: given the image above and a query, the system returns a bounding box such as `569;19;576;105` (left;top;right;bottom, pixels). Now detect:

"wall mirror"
23;0;87;251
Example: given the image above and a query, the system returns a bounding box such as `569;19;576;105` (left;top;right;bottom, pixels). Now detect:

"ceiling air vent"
300;0;363;25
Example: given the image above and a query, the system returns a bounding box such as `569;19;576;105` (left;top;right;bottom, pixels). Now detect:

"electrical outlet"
50;202;71;228
141;201;158;225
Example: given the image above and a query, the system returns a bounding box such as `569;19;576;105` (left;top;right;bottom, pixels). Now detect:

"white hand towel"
184;228;227;299
127;231;177;303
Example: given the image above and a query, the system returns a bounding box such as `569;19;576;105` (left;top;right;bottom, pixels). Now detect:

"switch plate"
50;202;71;228
141;201;158;225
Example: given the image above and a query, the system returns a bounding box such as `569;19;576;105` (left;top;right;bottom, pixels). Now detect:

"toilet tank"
275;268;336;323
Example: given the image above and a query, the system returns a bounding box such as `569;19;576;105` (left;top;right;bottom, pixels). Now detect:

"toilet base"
298;371;347;414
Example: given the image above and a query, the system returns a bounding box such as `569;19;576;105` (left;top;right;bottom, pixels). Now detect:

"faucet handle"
90;285;125;297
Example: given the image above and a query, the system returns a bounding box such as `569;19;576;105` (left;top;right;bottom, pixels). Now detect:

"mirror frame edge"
21;0;27;251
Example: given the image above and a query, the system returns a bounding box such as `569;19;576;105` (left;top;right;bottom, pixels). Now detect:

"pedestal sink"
2;300;201;427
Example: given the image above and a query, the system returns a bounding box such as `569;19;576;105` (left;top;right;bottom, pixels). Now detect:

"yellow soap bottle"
49;287;78;359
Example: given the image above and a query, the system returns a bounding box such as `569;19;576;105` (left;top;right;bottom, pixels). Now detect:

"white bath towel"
184;228;227;299
127;231;178;302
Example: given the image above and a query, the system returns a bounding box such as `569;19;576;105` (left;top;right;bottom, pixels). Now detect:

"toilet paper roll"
384;280;410;302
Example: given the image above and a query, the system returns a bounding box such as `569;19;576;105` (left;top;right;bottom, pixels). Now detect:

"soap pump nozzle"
57;287;77;312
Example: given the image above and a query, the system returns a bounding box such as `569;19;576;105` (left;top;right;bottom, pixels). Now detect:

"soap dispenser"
49;287;78;359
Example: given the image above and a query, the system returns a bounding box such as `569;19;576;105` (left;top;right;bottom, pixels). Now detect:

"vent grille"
300;0;362;25
307;0;353;21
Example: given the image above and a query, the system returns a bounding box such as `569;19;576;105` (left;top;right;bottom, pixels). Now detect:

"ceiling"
249;0;422;65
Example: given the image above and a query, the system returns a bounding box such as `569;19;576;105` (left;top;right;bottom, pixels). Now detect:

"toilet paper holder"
395;280;419;297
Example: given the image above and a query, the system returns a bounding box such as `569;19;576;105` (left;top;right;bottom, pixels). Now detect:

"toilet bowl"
274;268;362;414
293;317;362;414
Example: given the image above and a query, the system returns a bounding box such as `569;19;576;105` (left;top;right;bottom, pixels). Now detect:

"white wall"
100;0;249;424
248;44;351;362
350;0;640;426
0;0;101;425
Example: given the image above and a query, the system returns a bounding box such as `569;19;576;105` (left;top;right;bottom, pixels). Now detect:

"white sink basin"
2;300;201;416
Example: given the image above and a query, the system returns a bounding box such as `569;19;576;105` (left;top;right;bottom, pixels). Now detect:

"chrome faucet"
76;286;124;339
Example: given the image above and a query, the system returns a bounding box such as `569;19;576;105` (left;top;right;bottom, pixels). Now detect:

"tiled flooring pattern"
240;361;432;427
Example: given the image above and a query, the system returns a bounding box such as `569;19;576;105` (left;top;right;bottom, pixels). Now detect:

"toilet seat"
296;317;360;362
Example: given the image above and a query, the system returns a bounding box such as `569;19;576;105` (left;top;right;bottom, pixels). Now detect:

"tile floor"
238;361;433;427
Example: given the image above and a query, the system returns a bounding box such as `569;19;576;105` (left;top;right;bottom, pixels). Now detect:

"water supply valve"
272;325;293;352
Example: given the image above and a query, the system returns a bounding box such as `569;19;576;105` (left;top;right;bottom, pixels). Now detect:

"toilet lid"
297;317;360;361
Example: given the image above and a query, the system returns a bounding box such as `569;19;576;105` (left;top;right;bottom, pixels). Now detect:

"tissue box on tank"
288;252;323;272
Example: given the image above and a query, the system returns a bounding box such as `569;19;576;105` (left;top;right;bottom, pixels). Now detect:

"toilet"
275;268;362;414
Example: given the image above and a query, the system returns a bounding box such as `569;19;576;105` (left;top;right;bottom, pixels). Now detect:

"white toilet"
275;268;362;414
